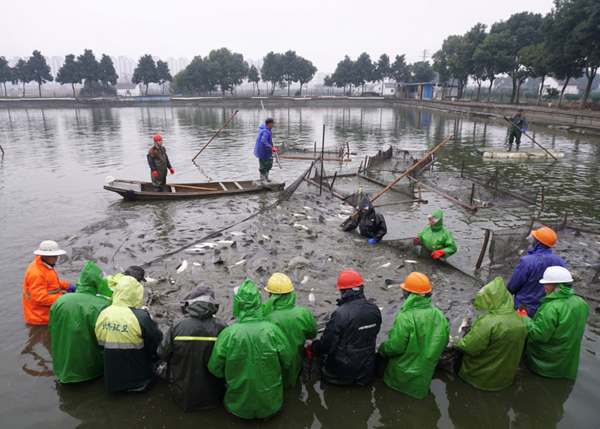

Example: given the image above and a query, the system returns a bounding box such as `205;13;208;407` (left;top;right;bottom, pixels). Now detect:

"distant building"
372;82;397;97
542;77;579;95
114;83;142;97
116;56;136;83
395;81;458;100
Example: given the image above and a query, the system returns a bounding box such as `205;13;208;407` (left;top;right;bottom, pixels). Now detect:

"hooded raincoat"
507;241;566;316
263;291;318;387
253;125;273;160
23;255;71;325
342;197;387;242
523;284;589;379
379;293;449;399
453;277;528;390
157;297;228;411
311;287;382;385
49;261;111;383
417;210;457;259
94;276;162;393
208;280;292;419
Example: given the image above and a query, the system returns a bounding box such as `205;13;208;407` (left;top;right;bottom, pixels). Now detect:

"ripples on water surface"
0;105;599;428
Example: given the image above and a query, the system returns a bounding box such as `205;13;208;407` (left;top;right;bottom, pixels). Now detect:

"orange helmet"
337;270;364;290
153;134;163;142
531;227;557;247
400;272;432;294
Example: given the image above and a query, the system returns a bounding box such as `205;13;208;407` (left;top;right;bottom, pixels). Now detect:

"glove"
517;309;528;317
503;116;507;120
305;343;313;359
447;335;455;349
271;147;278;153
152;170;159;178
522;128;527;134
413;237;420;245
169;168;175;175
67;284;76;293
368;238;377;244
431;249;445;259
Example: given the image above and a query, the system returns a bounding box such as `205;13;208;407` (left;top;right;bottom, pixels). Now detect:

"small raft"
104;178;285;201
477;148;564;160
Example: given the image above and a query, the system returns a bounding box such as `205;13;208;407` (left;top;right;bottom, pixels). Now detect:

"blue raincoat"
506;242;566;316
253;125;273;160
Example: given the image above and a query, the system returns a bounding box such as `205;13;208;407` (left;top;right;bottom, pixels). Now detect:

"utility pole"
422;49;430;62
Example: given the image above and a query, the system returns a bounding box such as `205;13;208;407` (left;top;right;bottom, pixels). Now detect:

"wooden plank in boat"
219;182;227;191
234;181;243;190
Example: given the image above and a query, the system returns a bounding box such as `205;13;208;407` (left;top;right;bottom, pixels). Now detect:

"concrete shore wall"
386;98;600;134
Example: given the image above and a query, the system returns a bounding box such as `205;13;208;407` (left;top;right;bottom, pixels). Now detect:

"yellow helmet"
265;273;294;294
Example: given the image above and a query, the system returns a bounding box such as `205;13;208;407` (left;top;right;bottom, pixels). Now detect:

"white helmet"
33;240;66;256
539;266;573;284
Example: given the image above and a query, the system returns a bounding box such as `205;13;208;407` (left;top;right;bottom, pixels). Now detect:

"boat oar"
340;135;453;227
487;101;558;161
115;178;214;191
191;109;239;162
260;100;282;169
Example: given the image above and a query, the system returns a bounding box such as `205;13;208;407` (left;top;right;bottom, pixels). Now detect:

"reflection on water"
1;105;600;428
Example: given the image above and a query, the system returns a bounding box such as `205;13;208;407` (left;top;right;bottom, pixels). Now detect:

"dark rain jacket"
311;287;382;384
454;277;528;391
507;241;567;316
208;280;293;420
94;276;163;393
507;114;528;133
253;125;273;160
343;197;387;242
157;299;228;411
378;293;449;399
263;292;318;387
417;209;457;259
523;284;589;379
49;261;111;383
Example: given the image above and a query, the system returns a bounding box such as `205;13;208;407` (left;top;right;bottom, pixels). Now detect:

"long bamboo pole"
191;109;239;161
115;178;214;191
487;102;558;161
260;100;282;169
340;135;453;227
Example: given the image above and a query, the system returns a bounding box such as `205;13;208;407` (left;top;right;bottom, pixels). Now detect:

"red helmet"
153;134;163;142
336;270;364;290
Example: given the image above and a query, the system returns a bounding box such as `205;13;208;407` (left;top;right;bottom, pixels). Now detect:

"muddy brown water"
1;105;599;428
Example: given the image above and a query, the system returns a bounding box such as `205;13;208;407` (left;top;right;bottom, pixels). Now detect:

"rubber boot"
507;143;512;152
265;172;272;183
515;143;520;152
260;174;268;185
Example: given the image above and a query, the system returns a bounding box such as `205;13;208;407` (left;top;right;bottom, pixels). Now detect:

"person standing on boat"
503;108;528;152
253;118;276;185
147;134;174;192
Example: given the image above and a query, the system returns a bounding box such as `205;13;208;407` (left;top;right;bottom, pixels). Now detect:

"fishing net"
277;142;350;160
363;146;434;178
417;164;540;210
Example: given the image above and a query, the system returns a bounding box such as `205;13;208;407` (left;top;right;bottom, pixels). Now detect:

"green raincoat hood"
429;209;444;231
263;291;296;316
401;292;432;311
111;275;144;309
541;284;574;302
76;261;105;295
475;277;514;314
233;280;263;321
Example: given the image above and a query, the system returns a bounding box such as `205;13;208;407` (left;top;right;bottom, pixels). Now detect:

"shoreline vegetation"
1;96;599;134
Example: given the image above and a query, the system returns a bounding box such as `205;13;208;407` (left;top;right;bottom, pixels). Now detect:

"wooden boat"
104;178;285;201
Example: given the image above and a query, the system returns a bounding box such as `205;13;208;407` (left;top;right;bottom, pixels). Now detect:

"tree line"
171;49;317;97
431;0;599;108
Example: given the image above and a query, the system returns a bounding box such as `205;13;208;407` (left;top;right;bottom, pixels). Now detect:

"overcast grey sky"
3;0;556;73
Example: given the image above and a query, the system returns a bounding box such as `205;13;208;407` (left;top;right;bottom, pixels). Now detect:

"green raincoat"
208;280;293;419
49;261;110;383
379;293;449;399
523;284;589;379
417;209;457;259
263;291;318;387
454;277;528;390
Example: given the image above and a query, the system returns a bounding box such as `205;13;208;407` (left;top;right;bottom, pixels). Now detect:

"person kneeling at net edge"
378;272;449;399
307;270;382;385
413;209;457;260
342;197;387;244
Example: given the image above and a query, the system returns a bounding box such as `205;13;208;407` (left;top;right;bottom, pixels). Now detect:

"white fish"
145;277;158;284
169;276;175;285
262;234;271;240
292;213;306;217
216;240;234;245
195;242;217;248
404;260;419;264
293;223;309;230
578;242;587;246
230;231;246;236
378;262;391;269
303;206;312;211
308;293;316;303
184;248;206;254
235;259;247;266
177;260;188;273
387;284;398;288
193;262;202;267
301;276;310;284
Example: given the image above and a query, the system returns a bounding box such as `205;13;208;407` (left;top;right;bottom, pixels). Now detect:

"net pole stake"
475;229;491;270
